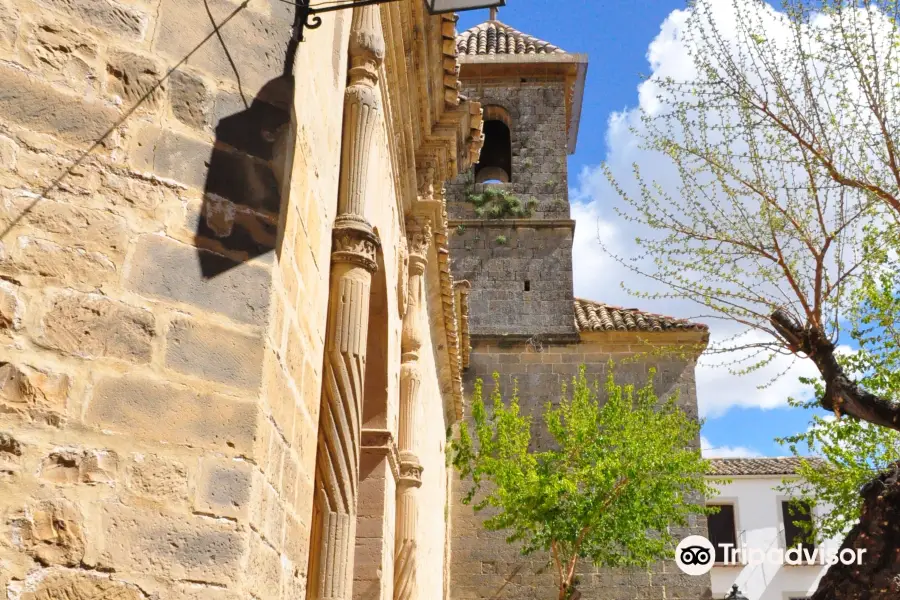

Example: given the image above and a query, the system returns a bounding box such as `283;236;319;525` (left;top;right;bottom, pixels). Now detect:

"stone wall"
0;0;471;597
446;82;570;221
448;335;712;600
446;80;575;338
0;0;338;597
448;222;575;337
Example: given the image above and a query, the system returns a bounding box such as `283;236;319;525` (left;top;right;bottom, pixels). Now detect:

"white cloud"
570;0;848;418
701;436;763;458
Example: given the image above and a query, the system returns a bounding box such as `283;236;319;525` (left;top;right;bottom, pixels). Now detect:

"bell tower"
447;16;588;339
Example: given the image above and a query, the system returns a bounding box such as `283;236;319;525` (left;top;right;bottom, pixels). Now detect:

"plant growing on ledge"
466;188;537;219
451;365;714;600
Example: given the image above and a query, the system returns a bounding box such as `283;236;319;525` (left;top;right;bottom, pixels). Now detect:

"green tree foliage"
451;366;714;600
779;394;900;542
778;229;900;541
604;0;900;432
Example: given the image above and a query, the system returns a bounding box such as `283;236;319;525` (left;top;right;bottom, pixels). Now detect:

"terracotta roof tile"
708;457;825;476
573;298;708;333
456;20;566;57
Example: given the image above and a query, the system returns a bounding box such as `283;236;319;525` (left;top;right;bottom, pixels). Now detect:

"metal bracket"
283;0;404;41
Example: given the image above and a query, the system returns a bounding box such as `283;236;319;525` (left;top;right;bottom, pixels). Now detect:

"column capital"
405;215;432;265
332;215;379;273
398;452;423;489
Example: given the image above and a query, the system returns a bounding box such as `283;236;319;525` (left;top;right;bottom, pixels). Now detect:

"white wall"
708;476;843;600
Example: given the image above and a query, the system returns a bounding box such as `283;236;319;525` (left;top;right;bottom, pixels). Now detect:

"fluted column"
307;6;385;600
393;214;432;600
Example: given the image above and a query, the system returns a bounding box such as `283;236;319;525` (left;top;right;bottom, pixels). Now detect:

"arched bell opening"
474;119;512;184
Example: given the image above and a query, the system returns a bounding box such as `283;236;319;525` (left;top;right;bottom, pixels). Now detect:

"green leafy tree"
778;393;900;542
778;234;900;541
451;366;714;600
599;0;900;594
602;0;900;429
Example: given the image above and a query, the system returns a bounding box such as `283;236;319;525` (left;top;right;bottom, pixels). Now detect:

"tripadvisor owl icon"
675;535;715;576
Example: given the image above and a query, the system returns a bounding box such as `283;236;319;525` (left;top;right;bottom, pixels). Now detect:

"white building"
706;458;842;600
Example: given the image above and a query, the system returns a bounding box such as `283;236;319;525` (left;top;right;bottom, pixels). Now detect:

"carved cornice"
375;4;483;426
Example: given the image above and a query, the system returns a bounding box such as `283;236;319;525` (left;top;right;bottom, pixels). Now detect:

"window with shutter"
707;504;737;563
782;500;815;552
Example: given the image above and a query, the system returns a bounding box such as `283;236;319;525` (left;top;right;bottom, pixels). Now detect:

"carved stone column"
393;215;432;600
306;6;385;600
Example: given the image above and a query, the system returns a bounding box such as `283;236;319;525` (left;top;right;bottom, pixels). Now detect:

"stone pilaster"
393;214;432;600
306;5;385;600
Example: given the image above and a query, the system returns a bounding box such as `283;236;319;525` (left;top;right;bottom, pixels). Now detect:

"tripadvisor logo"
674;535;867;576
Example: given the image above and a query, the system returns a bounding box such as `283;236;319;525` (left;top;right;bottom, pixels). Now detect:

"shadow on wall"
195;2;303;278
194;75;295;278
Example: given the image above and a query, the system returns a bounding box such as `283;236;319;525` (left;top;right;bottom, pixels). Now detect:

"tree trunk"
811;462;900;600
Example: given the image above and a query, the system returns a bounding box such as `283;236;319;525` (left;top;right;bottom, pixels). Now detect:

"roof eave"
458;51;589;65
568;59;588;154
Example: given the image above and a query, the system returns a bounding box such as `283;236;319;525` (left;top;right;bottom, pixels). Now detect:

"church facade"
0;1;709;599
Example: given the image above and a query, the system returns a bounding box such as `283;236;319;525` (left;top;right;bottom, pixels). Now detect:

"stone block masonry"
446;81;577;337
0;0;321;598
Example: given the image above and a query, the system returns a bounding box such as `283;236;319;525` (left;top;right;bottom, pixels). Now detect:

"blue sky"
458;1;835;458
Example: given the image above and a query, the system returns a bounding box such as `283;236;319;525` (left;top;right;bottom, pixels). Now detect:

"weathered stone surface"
0;63;119;146
153;0;290;96
0;363;69;423
170;69;212;130
194;457;252;519
133;127;281;212
0;278;23;332
166;319;264;389
0;133;16;168
20;19;99;93
126;235;271;326
34;0;148;40
0;0;18;53
21;498;86;566
87;375;257;453
106;49;164;107
100;503;244;585
41;449;118;484
0;196;128;255
7;236;117;290
128;453;189;502
131;125;209;189
36;292;154;362
174;585;242;600
0;431;22;476
21;572;148;600
0;431;21;456
245;532;281;594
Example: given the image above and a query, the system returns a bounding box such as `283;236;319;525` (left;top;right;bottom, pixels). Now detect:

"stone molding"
448;218;577;229
393;211;433;600
306;5;384;600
